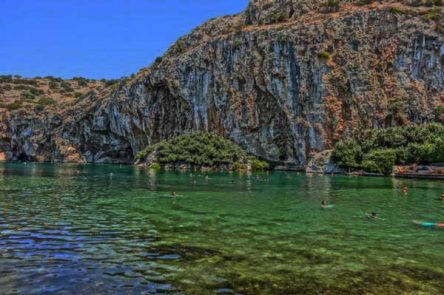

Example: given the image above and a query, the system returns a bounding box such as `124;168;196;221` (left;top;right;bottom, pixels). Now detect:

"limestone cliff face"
1;0;443;169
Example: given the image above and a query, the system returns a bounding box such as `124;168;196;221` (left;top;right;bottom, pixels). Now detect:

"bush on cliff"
136;133;269;171
333;123;444;173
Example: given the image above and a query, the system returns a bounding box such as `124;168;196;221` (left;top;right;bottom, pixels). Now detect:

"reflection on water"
0;163;444;294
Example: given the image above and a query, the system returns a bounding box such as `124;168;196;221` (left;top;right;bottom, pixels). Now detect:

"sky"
0;0;248;79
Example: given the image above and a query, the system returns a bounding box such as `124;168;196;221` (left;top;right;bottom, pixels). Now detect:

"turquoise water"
0;163;444;294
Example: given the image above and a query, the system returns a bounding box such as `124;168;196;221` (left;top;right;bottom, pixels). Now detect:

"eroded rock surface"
1;0;443;169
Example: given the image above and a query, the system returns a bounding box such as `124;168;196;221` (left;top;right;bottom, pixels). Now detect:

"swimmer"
402;186;409;194
413;220;444;229
171;192;177;197
441;194;444;201
321;200;329;209
367;212;379;219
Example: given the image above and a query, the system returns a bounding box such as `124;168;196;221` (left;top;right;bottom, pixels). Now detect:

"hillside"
0;0;443;168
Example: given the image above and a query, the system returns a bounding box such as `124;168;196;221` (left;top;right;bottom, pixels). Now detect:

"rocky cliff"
1;0;443;169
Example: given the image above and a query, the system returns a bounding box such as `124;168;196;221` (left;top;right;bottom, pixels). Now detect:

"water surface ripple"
0;163;443;294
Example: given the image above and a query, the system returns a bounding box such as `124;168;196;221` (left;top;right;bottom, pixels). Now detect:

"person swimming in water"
321;200;329;209
367;212;379;219
402;186;409;194
441;193;444;201
172;192;177;197
413;220;444;229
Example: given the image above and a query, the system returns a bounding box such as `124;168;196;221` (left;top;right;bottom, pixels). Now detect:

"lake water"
0;163;443;294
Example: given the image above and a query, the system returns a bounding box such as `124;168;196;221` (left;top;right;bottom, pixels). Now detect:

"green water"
0;163;443;294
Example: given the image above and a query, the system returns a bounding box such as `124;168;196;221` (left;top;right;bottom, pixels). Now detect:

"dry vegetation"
0;75;125;114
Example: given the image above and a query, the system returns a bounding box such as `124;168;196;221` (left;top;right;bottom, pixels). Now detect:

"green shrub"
421;8;441;21
73;77;89;87
318;51;331;60
233;161;247;171
0;75;13;83
389;7;403;14
36;97;56;106
29;88;44;96
21;92;35;100
60;81;74;92
262;11;287;24
326;0;341;12
233;38;242;48
6;100;23;111
333;123;444;172
149;163;161;170
252;159;270;171
363;149;397;176
137;133;268;170
49;81;58;89
362;160;380;174
104;79;119;87
332;140;362;169
45;77;63;85
435;106;444;122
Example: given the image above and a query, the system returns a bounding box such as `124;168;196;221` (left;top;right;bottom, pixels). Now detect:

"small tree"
333;140;362;170
363;149;397;176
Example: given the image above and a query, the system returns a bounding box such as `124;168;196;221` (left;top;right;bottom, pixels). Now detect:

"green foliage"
29;88;44;96
325;0;342;12
49;81;59;89
332;140;362;169
0;75;13;83
104;79;119;87
11;78;38;86
14;85;30;91
233;38;242;48
389;7;404;14
357;0;373;5
251;159;270;171
434;106;444;124
362;149;397;176
21;92;35;100
261;11;287;24
45;76;63;82
137;133;268;170
334;124;444;173
6;100;23;111
421;8;441;20
232;162;248;171
36;97;56;107
73;77;89;87
149;163;161;170
60;81;74;92
318;51;331;60
171;38;187;55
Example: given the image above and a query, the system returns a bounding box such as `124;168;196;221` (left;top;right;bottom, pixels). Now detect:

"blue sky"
0;0;248;79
